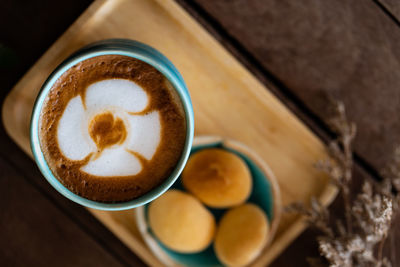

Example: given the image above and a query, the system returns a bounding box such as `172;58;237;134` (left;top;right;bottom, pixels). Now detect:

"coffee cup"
30;39;194;210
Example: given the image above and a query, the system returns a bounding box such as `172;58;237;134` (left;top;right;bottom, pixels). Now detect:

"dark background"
1;0;400;266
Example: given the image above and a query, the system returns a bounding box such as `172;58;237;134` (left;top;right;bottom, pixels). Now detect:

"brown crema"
89;112;127;151
39;55;186;202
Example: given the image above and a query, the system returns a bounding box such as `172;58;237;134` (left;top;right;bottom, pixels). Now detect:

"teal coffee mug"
30;39;194;210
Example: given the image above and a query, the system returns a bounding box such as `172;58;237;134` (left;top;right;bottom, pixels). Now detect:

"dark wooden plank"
190;0;400;173
377;0;400;22
0;155;125;266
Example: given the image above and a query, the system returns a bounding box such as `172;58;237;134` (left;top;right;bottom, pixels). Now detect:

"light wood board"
2;0;337;265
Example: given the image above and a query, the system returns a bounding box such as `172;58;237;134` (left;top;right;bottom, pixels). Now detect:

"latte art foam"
39;55;186;202
57;79;161;177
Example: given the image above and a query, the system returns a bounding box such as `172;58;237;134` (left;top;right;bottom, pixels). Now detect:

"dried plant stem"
377;236;386;263
286;101;396;267
332;102;355;235
342;185;352;234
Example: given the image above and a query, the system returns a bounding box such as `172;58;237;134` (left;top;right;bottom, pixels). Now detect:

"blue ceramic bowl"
136;136;281;267
30;39;194;210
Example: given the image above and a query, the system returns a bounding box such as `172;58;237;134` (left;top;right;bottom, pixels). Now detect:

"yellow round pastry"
214;204;269;267
148;189;216;253
182;148;252;208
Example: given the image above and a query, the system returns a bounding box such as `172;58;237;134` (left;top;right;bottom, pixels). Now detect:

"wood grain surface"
191;0;400;172
378;0;400;21
1;0;400;266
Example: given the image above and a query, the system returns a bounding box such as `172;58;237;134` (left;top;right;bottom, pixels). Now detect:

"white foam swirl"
56;79;161;177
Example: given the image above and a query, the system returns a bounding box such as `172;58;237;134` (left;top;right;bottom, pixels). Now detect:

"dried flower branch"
286;102;396;267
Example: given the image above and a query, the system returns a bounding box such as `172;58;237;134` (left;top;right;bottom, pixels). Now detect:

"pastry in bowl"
148;189;216;253
182;148;252;208
214;203;269;267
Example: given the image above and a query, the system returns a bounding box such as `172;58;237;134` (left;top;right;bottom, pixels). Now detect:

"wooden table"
1;0;399;266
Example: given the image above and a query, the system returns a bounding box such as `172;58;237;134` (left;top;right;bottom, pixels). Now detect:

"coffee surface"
39;55;186;202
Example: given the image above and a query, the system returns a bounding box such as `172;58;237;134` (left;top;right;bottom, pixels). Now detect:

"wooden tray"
2;0;337;265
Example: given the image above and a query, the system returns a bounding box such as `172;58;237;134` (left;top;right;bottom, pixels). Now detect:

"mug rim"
30;39;194;210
